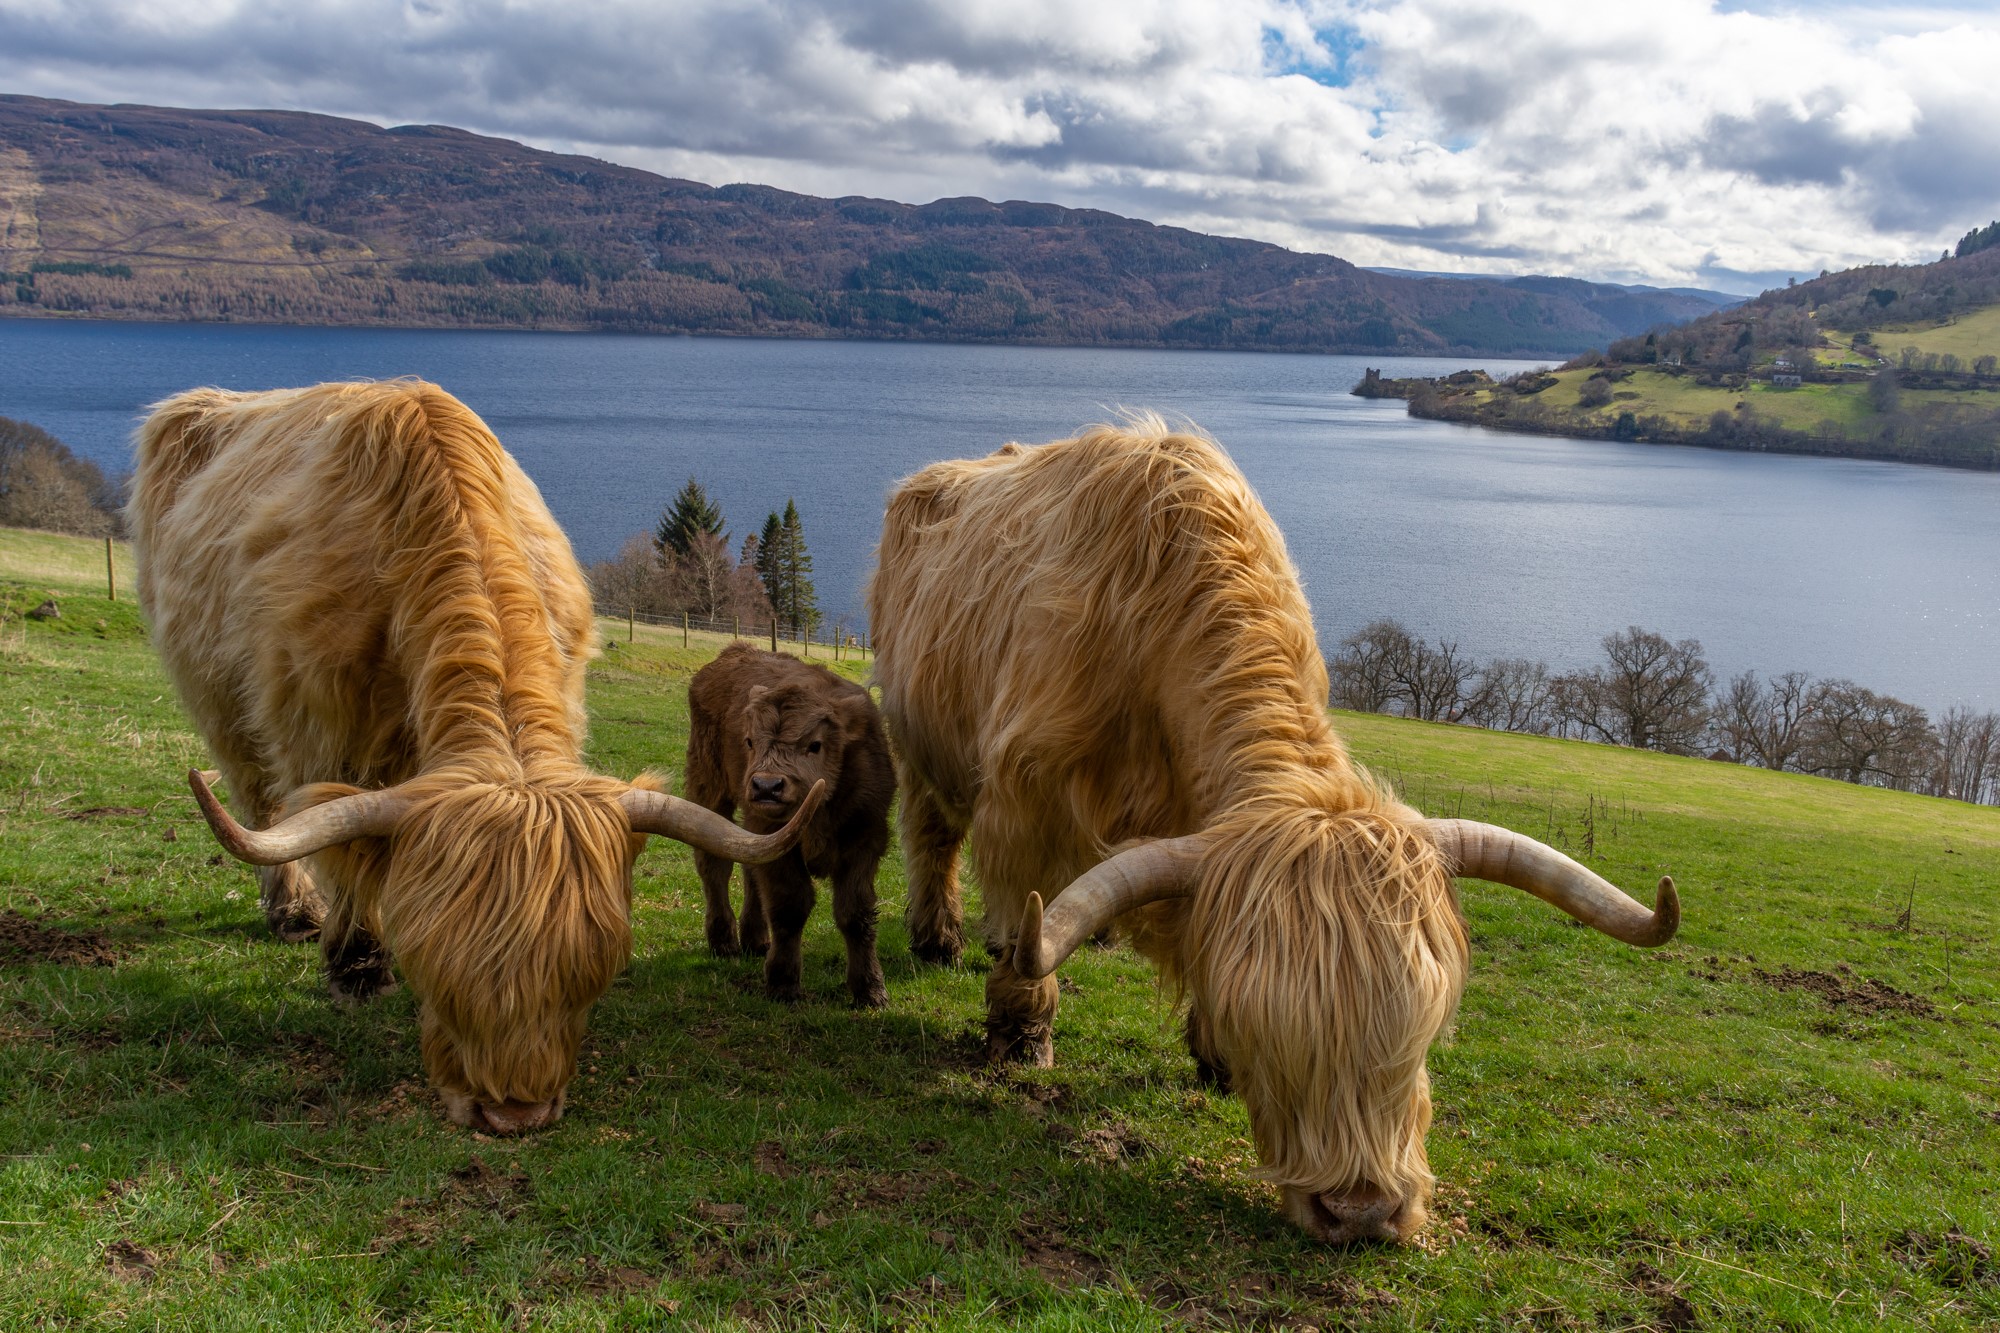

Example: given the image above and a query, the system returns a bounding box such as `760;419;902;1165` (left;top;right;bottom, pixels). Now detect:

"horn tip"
1016;891;1047;980
1644;874;1680;946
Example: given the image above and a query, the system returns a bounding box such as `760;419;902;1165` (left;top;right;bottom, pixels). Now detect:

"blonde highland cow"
131;380;818;1135
868;419;1677;1244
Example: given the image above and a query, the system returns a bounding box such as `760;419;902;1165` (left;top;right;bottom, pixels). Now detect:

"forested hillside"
0;96;1722;357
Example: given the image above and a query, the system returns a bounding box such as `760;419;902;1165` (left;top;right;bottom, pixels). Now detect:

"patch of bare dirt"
0;909;120;967
372;1154;532;1253
1890;1228;1998;1289
59;805;148;820
1626;1260;1699;1329
753;1141;791;1178
1044;1119;1156;1163
1754;965;1935;1017
1014;1214;1107;1288
104;1238;157;1284
575;1255;659;1297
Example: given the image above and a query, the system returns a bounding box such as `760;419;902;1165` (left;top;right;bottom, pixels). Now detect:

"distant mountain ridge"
0;95;1722;357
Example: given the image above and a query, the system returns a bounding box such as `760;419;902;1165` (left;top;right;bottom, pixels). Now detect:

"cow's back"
870;421;1335;877
131;381;595;799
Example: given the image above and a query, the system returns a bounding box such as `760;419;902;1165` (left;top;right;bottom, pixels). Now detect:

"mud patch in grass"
0;908;121;967
1890;1228;1998;1289
1754;965;1935;1018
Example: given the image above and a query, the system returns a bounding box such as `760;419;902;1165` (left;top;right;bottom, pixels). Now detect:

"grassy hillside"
2;529;1996;1330
0;95;1722;358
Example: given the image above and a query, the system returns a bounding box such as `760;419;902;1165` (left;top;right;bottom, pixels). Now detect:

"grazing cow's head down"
874;418;1677;1244
145;381;823;1135
196;765;820;1133
738;683;873;825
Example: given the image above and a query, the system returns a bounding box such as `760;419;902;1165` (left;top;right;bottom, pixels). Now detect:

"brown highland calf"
685;644;893;1006
867;418;1678;1245
130;381;819;1134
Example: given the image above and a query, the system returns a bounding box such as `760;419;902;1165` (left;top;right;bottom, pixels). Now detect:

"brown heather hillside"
0;95;1723;356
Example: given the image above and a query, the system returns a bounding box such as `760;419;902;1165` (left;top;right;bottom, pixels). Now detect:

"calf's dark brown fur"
686;644;893;1005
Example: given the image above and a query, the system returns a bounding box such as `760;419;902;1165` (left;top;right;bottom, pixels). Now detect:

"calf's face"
739;683;865;821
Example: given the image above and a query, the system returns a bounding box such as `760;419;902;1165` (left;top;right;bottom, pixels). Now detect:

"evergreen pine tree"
655;476;725;560
777;498;819;637
755;510;784;616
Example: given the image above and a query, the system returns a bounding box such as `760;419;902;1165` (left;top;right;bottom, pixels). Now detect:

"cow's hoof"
766;984;803;1004
329;970;396;1008
851;979;888;1009
741;935;770;959
705;924;739;957
909;939;961;967
269;914;322;945
986;1029;1054;1068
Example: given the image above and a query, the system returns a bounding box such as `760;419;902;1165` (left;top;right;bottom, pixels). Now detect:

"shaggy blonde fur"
130;380;643;1122
869;420;1469;1234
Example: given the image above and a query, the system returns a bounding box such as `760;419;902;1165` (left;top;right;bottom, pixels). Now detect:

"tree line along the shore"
1332;620;1998;805
583;477;825;641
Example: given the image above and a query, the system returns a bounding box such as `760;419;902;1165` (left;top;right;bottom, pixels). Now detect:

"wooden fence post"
682;611;689;648
733;616;739;640
105;537;116;601
627;608;634;643
770;619;778;653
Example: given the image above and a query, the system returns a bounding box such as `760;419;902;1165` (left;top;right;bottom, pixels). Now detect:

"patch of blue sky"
1263;21;1367;88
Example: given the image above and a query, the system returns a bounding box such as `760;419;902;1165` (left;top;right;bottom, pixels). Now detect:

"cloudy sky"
4;0;1997;293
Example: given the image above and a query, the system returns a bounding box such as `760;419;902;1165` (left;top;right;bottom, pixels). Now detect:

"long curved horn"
1425;818;1678;947
189;768;408;865
1014;835;1206;980
620;779;827;865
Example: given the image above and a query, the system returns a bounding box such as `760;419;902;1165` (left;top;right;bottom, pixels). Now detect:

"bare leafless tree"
1798;680;1937;790
1715;670;1819;769
1463;658;1555;734
1328;619;1480;721
1330;619;1409;713
1557;627;1712;754
586;534;672;615
1930;706;2000;803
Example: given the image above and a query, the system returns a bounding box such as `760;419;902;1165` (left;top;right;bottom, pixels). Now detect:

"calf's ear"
836;694;876;742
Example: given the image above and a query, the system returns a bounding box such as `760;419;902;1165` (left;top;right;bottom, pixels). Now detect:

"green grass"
2;527;1997;1330
1877;306;2000;364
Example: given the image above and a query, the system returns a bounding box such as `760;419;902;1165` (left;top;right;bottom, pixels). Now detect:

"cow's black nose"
750;775;786;801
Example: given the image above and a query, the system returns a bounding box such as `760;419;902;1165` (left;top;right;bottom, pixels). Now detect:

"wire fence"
594;604;871;662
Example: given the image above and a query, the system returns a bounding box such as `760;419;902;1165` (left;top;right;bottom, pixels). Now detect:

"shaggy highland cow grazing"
867;419;1678;1245
130;381;819;1134
686;644;893;1006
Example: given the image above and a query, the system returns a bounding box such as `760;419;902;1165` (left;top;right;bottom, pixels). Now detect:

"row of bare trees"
1331;621;1998;804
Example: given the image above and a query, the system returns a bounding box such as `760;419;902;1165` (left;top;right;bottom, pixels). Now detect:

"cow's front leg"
985;946;1058;1067
830;849;888;1008
257;861;324;943
694;848;740;957
899;775;966;966
751;855;814;1002
320;889;394;1005
1185;1004;1232;1093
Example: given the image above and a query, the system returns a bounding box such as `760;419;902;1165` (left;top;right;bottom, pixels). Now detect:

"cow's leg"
320;886;394;1005
1185;1004;1232;1093
985;947;1058;1067
256;862;324;943
239;780;324;942
739;865;771;958
830;850;888;1008
695;849;740;957
899;776;966;966
752;855;814;1002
